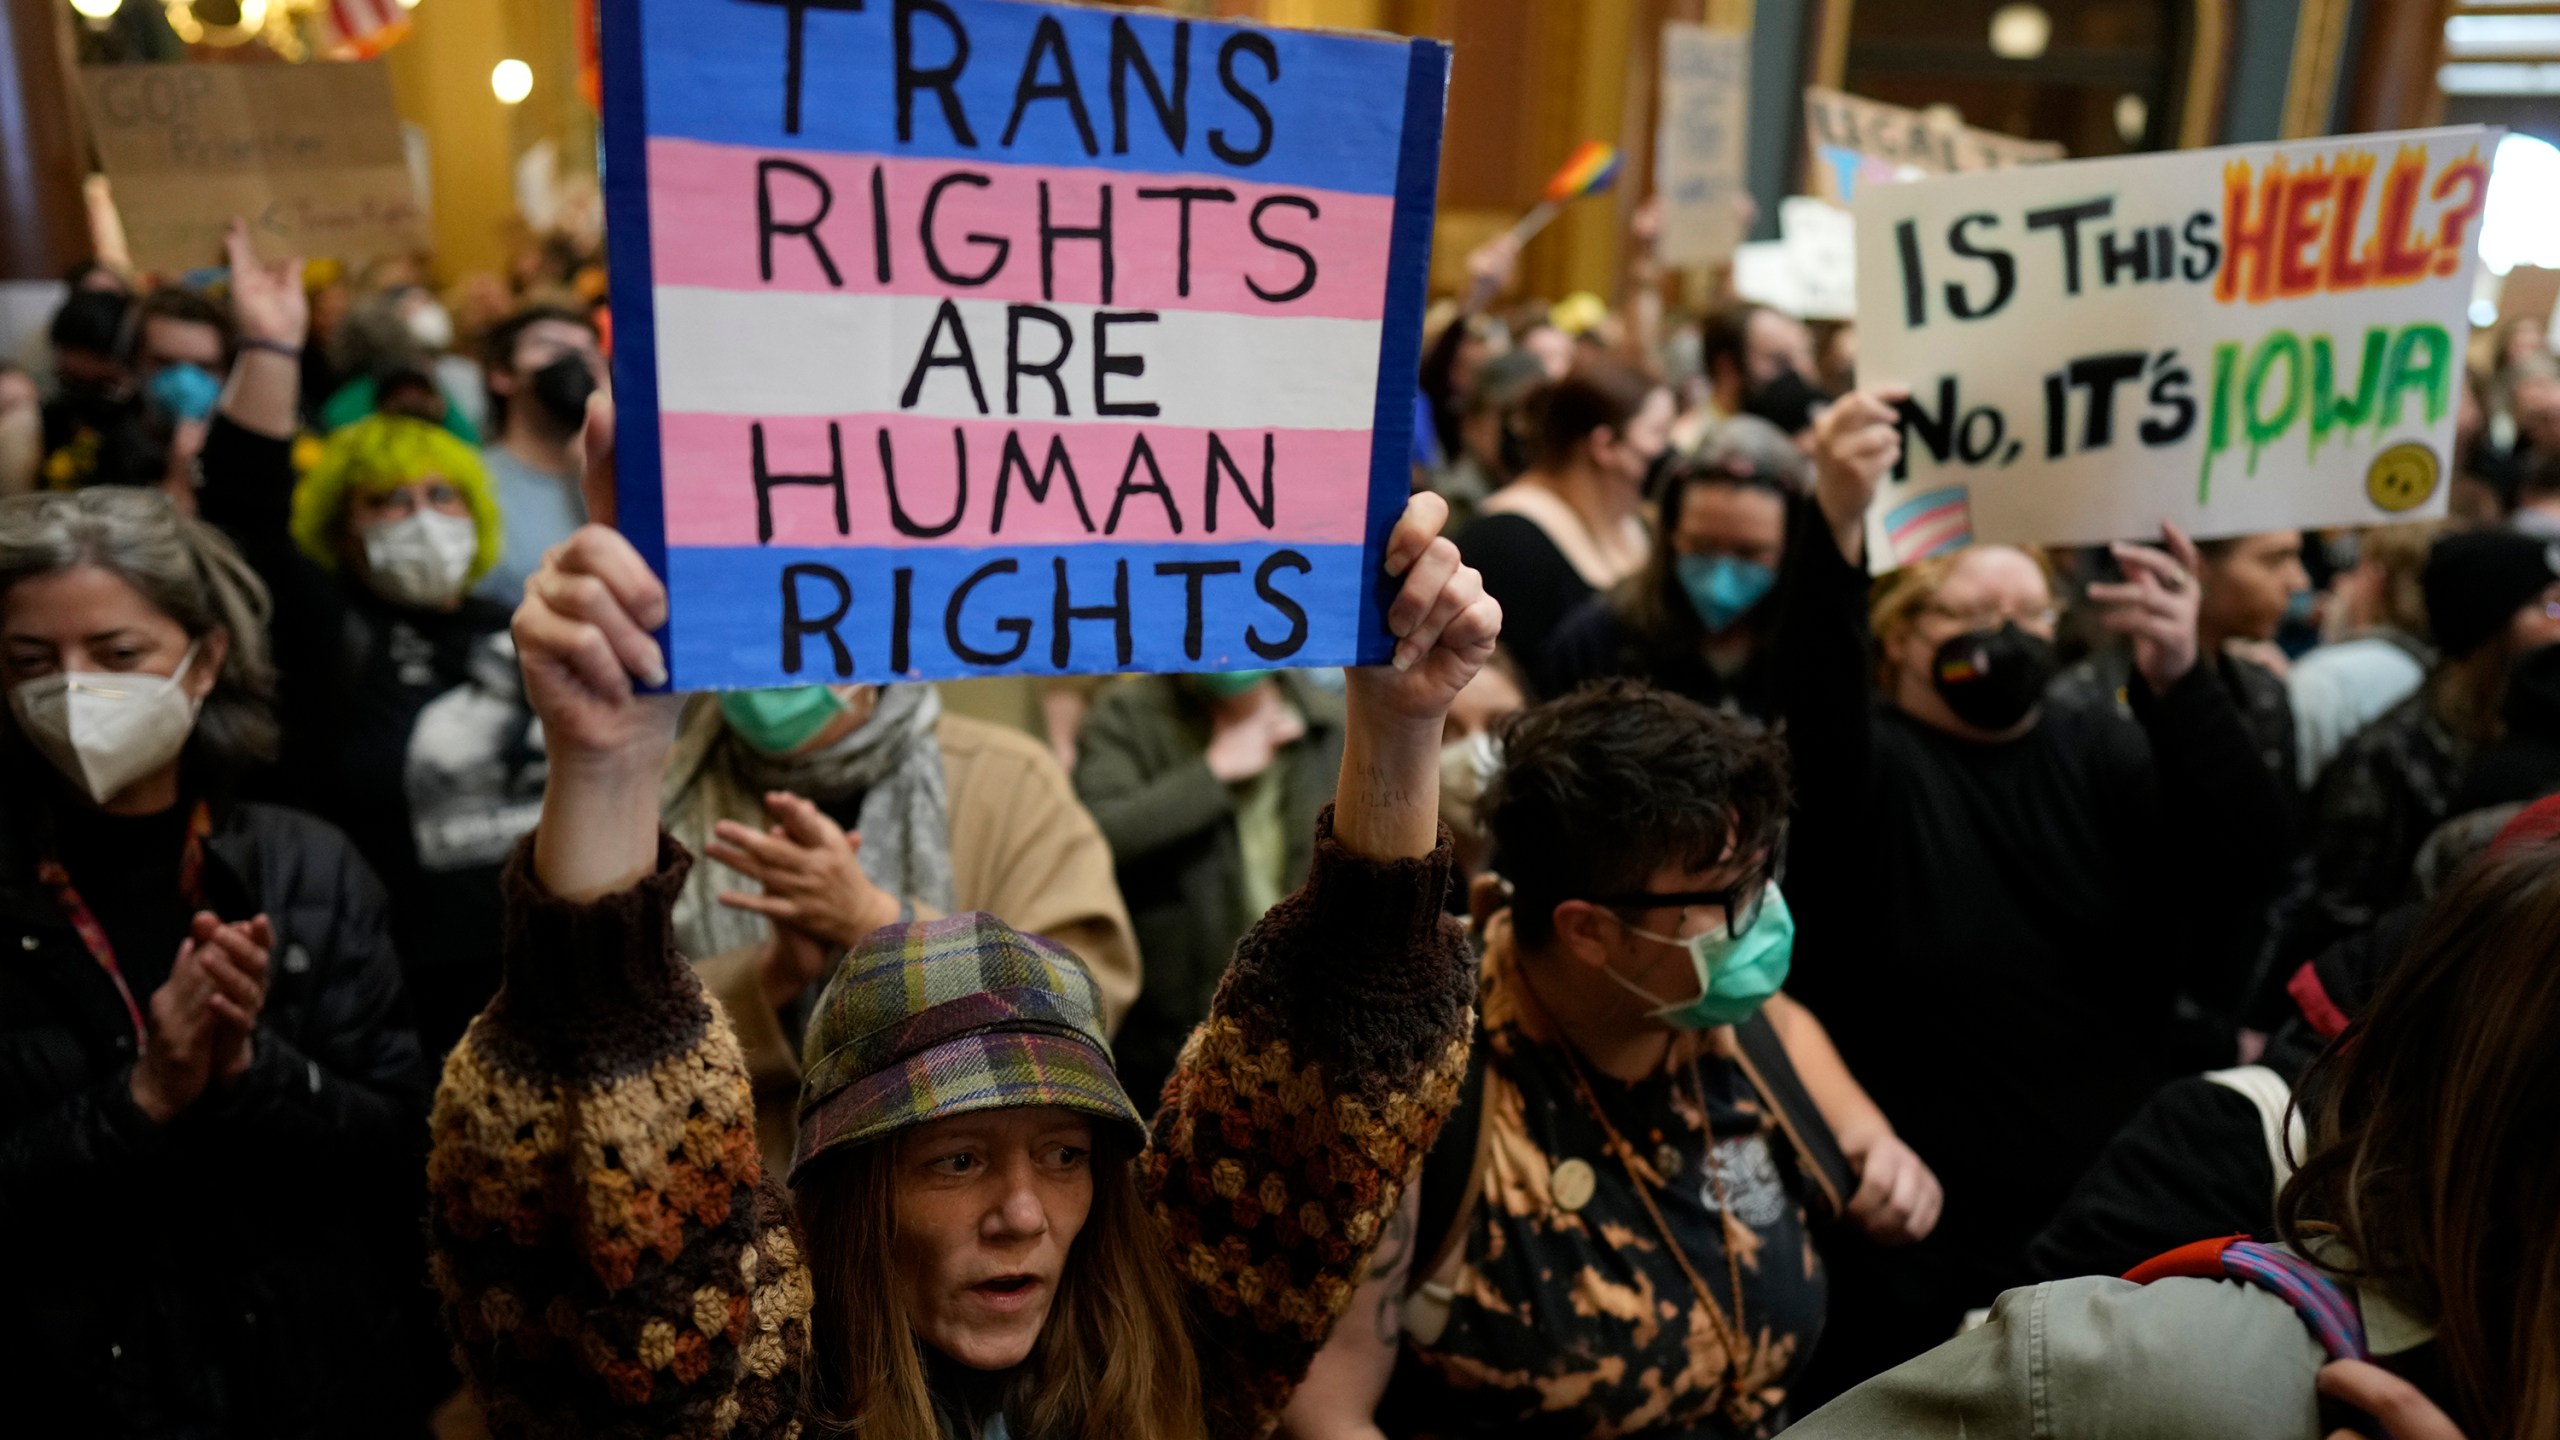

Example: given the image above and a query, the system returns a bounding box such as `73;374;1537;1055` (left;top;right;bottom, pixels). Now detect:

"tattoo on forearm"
1356;762;1415;813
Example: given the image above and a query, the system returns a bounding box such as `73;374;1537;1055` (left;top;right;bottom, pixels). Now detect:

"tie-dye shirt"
1384;936;1827;1438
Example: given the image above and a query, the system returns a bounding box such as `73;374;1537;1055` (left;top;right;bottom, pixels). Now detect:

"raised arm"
2091;527;2292;990
217;220;304;443
196;221;307;546
1778;390;1899;1018
1142;492;1497;1440
427;398;812;1434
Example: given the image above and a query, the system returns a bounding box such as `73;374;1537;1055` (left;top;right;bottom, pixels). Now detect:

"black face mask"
1742;368;1826;436
528;355;598;430
1930;623;2057;734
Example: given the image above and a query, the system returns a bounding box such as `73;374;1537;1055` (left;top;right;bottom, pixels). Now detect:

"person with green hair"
192;254;540;1061
290;412;503;609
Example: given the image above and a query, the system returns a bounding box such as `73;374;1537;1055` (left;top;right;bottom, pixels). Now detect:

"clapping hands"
130;912;273;1123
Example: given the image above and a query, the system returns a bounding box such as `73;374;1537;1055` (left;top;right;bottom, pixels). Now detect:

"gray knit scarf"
671;683;952;963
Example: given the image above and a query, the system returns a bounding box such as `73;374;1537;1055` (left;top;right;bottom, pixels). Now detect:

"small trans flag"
1885;486;1974;565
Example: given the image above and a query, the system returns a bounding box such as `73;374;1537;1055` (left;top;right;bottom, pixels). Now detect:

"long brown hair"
794;1127;1205;1440
2277;843;2560;1440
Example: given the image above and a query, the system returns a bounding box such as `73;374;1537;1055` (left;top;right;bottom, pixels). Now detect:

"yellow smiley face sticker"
2367;442;2441;514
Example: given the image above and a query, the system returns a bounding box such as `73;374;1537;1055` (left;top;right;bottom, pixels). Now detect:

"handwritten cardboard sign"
80;63;425;272
1803;86;2060;208
599;0;1448;688
1655;24;1748;268
1854;128;2492;568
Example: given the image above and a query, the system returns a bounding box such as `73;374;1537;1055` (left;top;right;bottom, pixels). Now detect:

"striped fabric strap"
2220;1241;2371;1362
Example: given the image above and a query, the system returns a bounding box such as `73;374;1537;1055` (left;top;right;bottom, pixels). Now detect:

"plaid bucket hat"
789;911;1148;1183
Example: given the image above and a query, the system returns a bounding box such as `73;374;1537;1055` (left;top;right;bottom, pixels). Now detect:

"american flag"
318;0;411;59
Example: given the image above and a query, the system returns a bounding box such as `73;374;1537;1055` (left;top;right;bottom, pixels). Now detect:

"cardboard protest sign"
599;0;1448;689
1854;128;2492;568
1654;24;1748;268
81;63;425;272
1803;86;2060;208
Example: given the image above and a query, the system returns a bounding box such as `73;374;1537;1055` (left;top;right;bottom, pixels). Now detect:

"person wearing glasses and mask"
1775;388;2291;1393
1282;681;1939;1440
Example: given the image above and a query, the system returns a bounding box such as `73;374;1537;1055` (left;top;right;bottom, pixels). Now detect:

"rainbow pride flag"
1542;141;1623;204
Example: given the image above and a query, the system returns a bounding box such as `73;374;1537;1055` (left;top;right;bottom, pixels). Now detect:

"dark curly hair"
1481;680;1791;946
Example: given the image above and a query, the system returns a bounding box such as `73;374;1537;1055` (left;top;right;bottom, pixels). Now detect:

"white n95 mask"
362;509;480;609
9;642;204;805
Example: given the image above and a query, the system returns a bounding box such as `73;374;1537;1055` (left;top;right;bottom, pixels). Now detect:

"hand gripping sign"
1853;128;2491;570
601;0;1449;685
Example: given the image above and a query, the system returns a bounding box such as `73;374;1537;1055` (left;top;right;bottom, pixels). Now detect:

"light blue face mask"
1600;884;1795;1030
147;362;222;424
1676;553;1777;635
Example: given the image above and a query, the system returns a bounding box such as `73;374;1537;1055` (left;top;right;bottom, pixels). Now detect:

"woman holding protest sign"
424;395;1500;1440
1776;386;2292;1388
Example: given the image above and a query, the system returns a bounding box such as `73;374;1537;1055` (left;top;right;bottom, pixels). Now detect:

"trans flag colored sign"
599;0;1450;686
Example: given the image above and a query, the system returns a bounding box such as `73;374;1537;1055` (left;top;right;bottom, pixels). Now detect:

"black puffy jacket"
0;797;436;1437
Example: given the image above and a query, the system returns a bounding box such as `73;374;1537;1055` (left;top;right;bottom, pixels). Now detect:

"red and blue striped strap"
2125;1234;2370;1362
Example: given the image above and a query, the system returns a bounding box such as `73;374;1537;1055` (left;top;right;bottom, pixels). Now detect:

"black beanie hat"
2423;530;2560;660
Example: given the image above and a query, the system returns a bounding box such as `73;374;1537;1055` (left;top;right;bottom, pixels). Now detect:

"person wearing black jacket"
2028;785;2560;1289
2024;904;2415;1285
0;473;431;1434
1777;387;2294;1396
192;224;536;1061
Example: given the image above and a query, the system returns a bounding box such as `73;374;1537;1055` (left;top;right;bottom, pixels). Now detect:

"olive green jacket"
1072;672;1345;1106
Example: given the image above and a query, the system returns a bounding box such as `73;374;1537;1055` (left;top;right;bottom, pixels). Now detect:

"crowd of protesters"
0;120;2547;1440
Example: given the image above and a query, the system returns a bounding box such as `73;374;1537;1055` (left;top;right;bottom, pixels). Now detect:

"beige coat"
676;708;1140;1175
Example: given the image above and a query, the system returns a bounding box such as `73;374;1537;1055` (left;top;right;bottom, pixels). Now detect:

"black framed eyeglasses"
1580;877;1769;941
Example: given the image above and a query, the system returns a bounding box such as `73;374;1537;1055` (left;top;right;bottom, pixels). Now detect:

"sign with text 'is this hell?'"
1854;128;2491;570
601;0;1450;687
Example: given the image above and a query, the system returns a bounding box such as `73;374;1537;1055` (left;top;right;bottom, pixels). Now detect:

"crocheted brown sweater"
426;809;1475;1440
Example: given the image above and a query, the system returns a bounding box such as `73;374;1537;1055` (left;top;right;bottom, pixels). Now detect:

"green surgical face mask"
1190;669;1275;700
1599;884;1796;1030
718;685;847;755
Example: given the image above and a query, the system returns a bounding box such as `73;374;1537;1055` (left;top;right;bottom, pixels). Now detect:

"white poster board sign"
1732;198;1854;319
1854;127;2490;569
1655;24;1749;268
